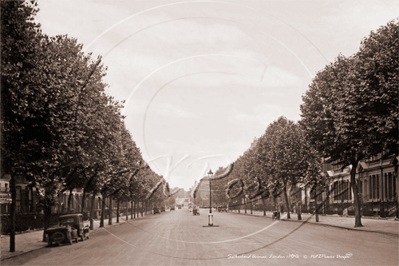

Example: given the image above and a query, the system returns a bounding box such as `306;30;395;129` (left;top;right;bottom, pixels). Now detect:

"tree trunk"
61;193;65;214
126;201;128;220
261;196;266;216
58;193;63;214
297;200;302;220
9;174;16;251
100;193;105;228
108;197;113;225
296;188;302;220
81;188;86;213
67;189;73;213
130;200;136;219
350;159;363;227
42;204;52;242
90;193;95;230
283;186;291;219
116;199;120;223
314;184;319;222
395;163;398;219
244;196;247;214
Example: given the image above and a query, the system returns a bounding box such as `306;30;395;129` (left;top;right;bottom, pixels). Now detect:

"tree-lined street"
3;209;398;265
1;1;398;265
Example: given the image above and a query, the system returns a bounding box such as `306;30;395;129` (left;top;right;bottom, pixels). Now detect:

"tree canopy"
300;20;398;227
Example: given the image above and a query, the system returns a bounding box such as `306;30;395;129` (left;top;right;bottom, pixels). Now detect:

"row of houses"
192;150;398;217
252;152;398;217
0;175;164;215
322;152;398;216
1;152;398;217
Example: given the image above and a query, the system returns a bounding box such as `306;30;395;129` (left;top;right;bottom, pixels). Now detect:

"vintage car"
193;207;200;215
46;214;89;246
161;206;165;212
170;206;175;211
272;211;281;220
153;207;160;214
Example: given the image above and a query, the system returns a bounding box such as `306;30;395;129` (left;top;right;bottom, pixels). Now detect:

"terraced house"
305;152;398;217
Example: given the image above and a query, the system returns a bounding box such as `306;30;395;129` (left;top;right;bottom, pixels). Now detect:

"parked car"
161;206;165;212
170;206;175;211
153;207;160;214
193;207;200;215
46;214;89;247
272;211;281;220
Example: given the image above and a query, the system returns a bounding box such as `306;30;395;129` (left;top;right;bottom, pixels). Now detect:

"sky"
35;0;398;190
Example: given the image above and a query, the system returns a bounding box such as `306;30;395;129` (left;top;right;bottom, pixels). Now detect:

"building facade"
302;153;398;217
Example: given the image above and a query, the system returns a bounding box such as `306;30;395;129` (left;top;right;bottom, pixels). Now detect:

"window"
369;176;372;200
384;173;388;201
376;174;379;199
333;182;338;201
388;172;395;200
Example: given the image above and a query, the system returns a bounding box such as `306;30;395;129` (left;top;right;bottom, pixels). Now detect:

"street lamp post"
208;169;213;226
203;169;218;227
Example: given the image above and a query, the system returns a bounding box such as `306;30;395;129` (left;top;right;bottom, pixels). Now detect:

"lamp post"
208;169;213;226
203;169;218;227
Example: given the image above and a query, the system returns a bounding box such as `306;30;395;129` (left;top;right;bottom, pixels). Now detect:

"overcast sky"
35;0;397;190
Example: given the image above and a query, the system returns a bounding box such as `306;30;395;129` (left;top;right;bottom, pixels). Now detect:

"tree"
301;143;324;222
256;117;308;219
1;0;41;250
300;20;398;227
211;167;229;207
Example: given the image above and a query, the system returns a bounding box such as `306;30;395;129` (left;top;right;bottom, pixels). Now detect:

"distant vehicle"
193;207;200;215
272;211;280;220
161;206;165;212
153;207;160;214
46;214;89;247
218;207;227;212
170;206;175;211
177;205;182;209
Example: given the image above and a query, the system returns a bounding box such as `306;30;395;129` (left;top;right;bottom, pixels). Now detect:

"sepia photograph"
1;0;398;265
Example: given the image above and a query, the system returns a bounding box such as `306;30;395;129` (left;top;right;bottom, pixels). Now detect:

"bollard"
208;213;213;226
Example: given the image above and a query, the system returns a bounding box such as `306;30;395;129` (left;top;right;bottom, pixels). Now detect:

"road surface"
4;209;398;265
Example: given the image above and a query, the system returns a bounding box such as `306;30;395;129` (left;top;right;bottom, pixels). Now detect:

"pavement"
1;209;398;261
0;212;144;261
226;209;399;236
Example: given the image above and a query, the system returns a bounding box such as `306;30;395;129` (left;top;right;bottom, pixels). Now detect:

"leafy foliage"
300;20;398;226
